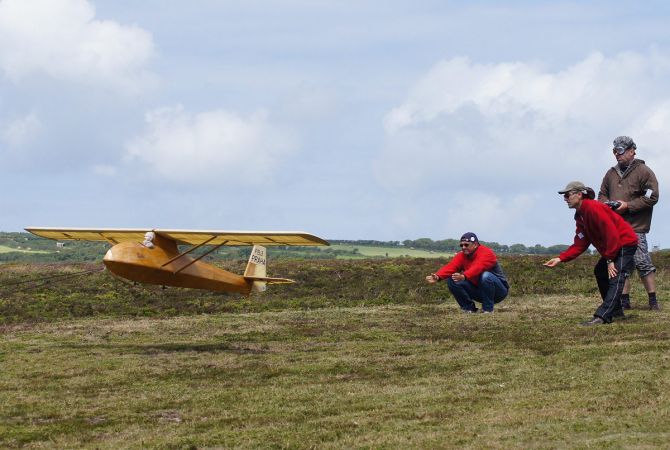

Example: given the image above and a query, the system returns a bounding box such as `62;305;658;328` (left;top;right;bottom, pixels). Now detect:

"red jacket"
559;199;638;262
435;244;500;286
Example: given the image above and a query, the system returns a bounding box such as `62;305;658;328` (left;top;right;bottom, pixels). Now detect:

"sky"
2;0;670;247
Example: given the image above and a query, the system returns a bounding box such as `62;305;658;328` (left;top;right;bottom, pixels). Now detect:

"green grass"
326;243;453;259
1;300;669;448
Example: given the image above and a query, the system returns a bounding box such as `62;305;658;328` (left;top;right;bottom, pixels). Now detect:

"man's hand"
451;272;466;282
608;261;618;278
543;257;561;268
425;274;439;284
614;200;629;213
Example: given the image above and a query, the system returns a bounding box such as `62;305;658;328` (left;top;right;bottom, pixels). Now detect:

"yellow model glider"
25;227;329;294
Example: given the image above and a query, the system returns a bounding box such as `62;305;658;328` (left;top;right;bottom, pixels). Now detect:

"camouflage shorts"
633;233;656;278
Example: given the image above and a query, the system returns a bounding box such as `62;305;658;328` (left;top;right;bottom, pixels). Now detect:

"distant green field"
326;243;452;259
0;245;50;254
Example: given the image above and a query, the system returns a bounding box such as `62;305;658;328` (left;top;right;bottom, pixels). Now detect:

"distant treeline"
331;239;570;255
0;232;570;263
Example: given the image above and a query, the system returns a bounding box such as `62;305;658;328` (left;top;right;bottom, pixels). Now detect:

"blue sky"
2;0;670;247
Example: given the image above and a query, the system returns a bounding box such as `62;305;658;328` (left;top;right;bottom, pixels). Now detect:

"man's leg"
594;257;610;301
594;247;636;322
634;234;659;310
621;278;631;309
477;271;508;312
446;278;478;312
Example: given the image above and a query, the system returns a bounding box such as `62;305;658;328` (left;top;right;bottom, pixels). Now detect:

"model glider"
25;227;329;294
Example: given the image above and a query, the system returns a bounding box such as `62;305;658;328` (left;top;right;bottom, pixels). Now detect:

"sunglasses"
459;242;474;248
563;191;581;199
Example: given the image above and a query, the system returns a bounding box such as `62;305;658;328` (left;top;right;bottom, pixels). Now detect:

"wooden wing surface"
25;227;329;246
25;228;147;244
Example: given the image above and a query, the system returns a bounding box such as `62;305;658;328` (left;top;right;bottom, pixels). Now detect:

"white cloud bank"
125;106;296;184
378;50;670;191
376;50;670;243
0;0;154;91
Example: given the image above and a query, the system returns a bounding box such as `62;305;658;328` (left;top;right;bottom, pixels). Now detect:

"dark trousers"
593;245;637;322
446;271;508;312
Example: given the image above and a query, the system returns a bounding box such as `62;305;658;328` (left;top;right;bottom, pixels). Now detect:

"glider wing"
25;227;329;246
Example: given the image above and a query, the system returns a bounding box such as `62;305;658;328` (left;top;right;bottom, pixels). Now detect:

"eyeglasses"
613;146;629;155
563;191;576;199
459;242;473;248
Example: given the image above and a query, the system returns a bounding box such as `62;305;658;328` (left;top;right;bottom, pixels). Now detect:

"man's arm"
432;253;464;281
597;171;612;202
625;167;659;213
558;222;590;263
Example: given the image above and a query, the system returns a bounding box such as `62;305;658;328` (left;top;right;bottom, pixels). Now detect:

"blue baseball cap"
460;232;479;243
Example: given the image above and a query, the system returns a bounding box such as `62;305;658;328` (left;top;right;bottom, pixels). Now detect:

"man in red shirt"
544;181;639;325
425;232;509;313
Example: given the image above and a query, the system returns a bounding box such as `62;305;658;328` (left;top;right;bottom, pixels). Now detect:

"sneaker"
482;310;494;314
649;299;661;311
581;317;605;326
622;298;631;310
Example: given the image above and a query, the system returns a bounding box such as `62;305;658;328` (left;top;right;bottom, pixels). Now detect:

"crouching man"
425;232;510;313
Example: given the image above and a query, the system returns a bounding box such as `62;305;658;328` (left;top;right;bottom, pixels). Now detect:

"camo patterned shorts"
634;233;656;278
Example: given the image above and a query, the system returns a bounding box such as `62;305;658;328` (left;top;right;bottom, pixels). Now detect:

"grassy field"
1;256;669;448
326;243;453;259
0;245;50;254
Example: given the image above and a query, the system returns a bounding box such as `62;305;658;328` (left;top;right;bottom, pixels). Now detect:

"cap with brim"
613;136;636;154
460;232;479;243
558;181;587;194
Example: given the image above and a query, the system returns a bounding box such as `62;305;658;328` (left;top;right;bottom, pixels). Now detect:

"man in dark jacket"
425;232;509;313
545;181;639;325
598;136;660;310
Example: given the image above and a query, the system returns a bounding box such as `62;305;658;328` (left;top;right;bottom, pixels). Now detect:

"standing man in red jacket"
425;232;509;313
598;136;660;310
544;181;639;325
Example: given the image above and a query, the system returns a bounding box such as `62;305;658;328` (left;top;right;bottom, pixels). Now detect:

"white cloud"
439;191;539;242
125;105;296;184
377;50;670;193
2;113;41;149
0;0;154;91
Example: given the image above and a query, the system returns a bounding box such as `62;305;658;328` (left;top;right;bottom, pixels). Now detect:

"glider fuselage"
102;233;252;294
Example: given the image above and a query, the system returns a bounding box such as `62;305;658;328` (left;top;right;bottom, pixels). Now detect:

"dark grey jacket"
598;159;658;233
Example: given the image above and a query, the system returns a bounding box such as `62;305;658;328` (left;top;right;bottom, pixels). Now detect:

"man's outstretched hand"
543;257;561;268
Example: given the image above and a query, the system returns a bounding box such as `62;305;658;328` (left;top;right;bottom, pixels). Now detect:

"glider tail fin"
243;245;294;293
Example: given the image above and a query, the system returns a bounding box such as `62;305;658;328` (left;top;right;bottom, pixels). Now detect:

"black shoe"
612;309;625;319
581;317;605;326
649;300;661;311
622;298;631;310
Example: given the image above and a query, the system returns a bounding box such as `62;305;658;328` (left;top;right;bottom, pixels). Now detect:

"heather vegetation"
1;249;669;447
2;253;656;323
